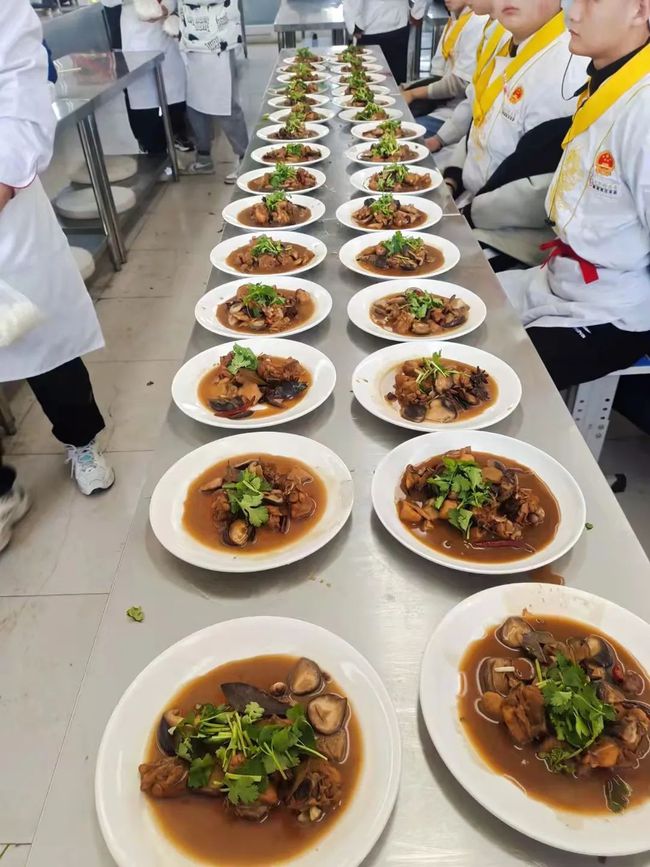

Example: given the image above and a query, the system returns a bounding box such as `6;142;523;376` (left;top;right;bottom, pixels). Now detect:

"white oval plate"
420;583;650;855
276;71;331;84
335;195;442;233
222;194;325;232
350;165;442;195
269;81;329;96
257;123;329;144
347;278;486;342
171;337;336;429
97;616;401;867
352;340;521;432
331;72;387;85
350;121;427;141
195;276;333;339
149;432;354;572
339;107;403;124
269;107;337;124
332;94;396;109
210;230;327;278
332;84;390;98
237;166;326;195
339;231;460;280
281;57;328;68
268;94;330;109
329;62;384;74
372;430;586;575
326;45;376;59
345;141;429;166
250;143;331;167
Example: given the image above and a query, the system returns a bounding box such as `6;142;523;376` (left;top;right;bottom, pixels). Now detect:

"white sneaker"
180;157;216;176
0;484;31;553
65;440;115;496
225;157;243;184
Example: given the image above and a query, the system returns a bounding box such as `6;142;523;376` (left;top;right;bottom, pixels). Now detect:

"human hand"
444;178;457;195
0;183;14;213
409;15;423;26
426;134;443;153
403;89;414;105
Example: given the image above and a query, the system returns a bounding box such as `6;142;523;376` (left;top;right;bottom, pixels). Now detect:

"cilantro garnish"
126;605;144;622
377;120;401;135
188;754;216;789
226;344;258;376
427;456;493;537
376;163;409;191
369;194;395;217
263;191;287;213
284;143;303;157
242;283;286;316
223;467;271;527
404;289;444;319
370;132;399;158
414;351;455;391
356;102;385;120
382;230;423;256
251;234;285;258
269;162;297;189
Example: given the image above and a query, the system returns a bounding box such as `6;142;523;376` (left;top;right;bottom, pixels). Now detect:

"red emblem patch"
595;151;615;177
509;85;524;104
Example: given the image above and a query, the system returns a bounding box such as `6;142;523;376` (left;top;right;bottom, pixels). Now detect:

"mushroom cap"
307;693;348;735
288;657;323;696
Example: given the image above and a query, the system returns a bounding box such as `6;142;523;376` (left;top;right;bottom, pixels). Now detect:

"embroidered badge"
508;85;524;104
594;151;615;177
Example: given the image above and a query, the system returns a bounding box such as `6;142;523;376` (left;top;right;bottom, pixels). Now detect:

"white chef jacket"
0;0;103;382
428;10;488;122
343;0;428;37
500;71;650;332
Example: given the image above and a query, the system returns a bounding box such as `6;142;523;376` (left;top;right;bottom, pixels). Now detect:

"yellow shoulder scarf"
441;10;473;61
473;21;507;94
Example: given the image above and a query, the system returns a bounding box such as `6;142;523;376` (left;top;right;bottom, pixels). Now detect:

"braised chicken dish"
370;288;470;336
197;345;310;420
368;164;432;193
339;71;372;86
397;448;560;562
352;102;389;122
249;163;317;193
226;235;315;275
276;81;321;95
183;454;325;552
362;120;415;139
140;654;361;865
281;104;327;122
352;195;426;230
283;62;320;80
356;231;444;277
335;46;366;62
261;144;322;163
360;134;418;163
459;615;650;814
217;283;315;334
269;114;317;141
344;85;383;107
237;192;310;229
386;353;496;424
278;93;321;107
291;47;323;64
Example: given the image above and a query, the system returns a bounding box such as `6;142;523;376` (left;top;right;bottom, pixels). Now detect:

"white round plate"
335;195;442;233
250;143;331;167
331;72;387;85
419;583;650;856
281;57;328;68
332;94;395;109
332;84;390;98
210;230;327;278
372;430;586;575
269;81;329;95
149;432;354;572
276;71;331;84
257;123;329;144
339;231;460;280
350;165;442;195
325;46;375;59
352;340;521;432
346;278;487;342
345;141;429;166
222;194;325;232
339;107;403;124
171;337;336;429
329;62;384;74
237;166;326;195
267;94;330;108
350;121;427;141
195;276;333;339
97;615;401;867
269;107;336;124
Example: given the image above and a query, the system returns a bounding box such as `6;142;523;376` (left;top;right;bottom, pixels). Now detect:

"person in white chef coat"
0;0;114;552
177;0;249;179
402;1;488;136
343;0;428;85
499;0;650;389
443;0;588;270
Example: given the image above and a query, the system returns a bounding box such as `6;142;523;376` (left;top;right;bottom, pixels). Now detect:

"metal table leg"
333;27;346;46
238;0;248;59
286;31;297;48
409;23;423;81
565;375;620;461
77;116;125;270
153;61;179;182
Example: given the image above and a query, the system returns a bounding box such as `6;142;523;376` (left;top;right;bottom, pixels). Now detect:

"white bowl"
335;195;442;233
149;432;354;572
195;276;333;339
268;107;336;124
250;143;330;167
372;430;586;575
350;121;427;141
346;278;487;342
276;71;331;84
339;231;460;280
339;107;403;125
210;230;327;278
267;94;330;108
332;84;390;98
222;194;325;232
345;141;429;166
420;583;650;855
350;165;442;195
171;337;336;429
257;122;329;144
329;61;384;74
237;166;326;195
332;94;396;109
352;340;522;432
96;615;401;867
325;46;376;59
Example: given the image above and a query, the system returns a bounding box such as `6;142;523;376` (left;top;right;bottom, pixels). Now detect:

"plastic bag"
0;279;42;348
133;0;163;22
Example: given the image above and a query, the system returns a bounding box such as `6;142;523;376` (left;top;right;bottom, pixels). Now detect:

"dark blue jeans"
418;114;445;137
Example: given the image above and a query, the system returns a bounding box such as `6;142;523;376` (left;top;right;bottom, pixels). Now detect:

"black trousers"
103;5;123;50
128;102;189;155
0;358;105;496
527;324;650;390
359;24;410;85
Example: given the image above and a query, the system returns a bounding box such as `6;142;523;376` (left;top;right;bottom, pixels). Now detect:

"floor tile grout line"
0;592;110;599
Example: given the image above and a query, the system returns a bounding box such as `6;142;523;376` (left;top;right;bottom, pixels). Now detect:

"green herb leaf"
126;606;144;622
585;522;594;531
263;190;288;212
188;754;215;789
605;775;632;813
223;774;262;805
404;289;444;320
242;282;286;316
269;162;297;189
369;193;395;217
371;132;399;158
226;344;258;375
284;143;303;157
426;456;493;536
448;507;474;536
223;467;271;527
382;230;423;256
414;352;455;391
356;102;385;120
375;163;409;191
251;234;285;258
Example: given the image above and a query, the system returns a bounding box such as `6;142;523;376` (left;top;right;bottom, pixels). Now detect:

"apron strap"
540;239;599;285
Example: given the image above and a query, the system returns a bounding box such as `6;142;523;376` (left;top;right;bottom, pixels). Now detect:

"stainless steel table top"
28;48;650;867
274;0;344;32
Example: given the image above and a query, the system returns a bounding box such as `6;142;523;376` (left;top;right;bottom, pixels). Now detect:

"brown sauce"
368;176;432;193
269;130;319;141
183;453;326;553
352;209;426;231
370;292;466;337
216;293;316;334
248;179;314;193
399;450;560;563
145;654;363;865
236;205;311;228
196;361;311;420
225;244;314;276
458;615;650;814
357;243;444;278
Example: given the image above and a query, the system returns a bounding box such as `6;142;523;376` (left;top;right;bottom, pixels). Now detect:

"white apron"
0;181;104;382
429;11;488;121
121;3;186;109
182;49;232;115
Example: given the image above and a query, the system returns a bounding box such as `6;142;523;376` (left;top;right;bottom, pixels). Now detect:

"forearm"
426;73;466;103
469;175;554;230
436;96;472;146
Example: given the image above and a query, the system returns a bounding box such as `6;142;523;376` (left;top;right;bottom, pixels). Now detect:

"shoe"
225;157;244;184
180;157;216;175
174;135;193;153
65;440;115;496
0;484;31;553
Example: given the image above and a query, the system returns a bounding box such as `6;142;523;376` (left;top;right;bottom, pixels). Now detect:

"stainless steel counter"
274;0;346;48
28;49;650;867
